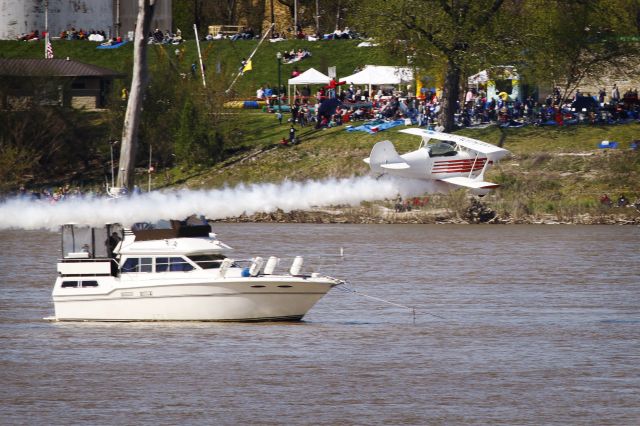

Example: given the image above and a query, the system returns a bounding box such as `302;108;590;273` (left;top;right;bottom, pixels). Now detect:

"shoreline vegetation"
217;204;640;225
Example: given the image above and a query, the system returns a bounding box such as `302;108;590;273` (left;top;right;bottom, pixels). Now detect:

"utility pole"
194;24;206;87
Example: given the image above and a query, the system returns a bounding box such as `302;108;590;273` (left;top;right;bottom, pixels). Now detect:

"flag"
242;59;252;73
45;37;54;59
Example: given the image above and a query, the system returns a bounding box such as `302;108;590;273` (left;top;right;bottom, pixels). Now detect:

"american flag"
45;37;54;59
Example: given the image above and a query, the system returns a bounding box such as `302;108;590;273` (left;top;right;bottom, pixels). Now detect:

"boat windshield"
187;254;226;269
61;223;122;259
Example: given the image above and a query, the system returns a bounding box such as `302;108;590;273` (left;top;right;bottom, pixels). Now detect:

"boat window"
169;257;194;272
188;254;225;269
140;257;153;273
121;257;153;273
155;257;194;272
121;258;139;273
62;281;79;288
428;141;457;157
81;281;99;288
156;257;170;272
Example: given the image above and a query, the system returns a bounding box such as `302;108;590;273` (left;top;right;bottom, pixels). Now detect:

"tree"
117;0;156;190
356;0;508;132
174;96;225;167
519;0;640;103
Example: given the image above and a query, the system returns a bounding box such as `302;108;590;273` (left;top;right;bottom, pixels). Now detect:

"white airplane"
364;128;510;196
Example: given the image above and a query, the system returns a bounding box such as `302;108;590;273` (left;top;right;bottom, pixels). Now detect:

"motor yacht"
50;219;343;321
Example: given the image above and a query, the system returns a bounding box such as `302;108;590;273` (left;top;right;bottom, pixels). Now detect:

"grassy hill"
0;39;393;98
2;40;639;223
160;111;640;222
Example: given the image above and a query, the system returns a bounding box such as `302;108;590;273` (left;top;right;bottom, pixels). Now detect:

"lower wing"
438;176;500;189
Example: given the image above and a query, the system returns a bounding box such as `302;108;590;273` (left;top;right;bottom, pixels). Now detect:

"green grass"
165;112;640;207
0;39;394;98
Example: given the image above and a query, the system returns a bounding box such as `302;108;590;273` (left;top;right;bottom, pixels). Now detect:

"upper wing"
399;128;509;157
439;176;500;189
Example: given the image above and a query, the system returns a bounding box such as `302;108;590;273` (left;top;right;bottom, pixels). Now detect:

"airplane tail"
363;141;410;174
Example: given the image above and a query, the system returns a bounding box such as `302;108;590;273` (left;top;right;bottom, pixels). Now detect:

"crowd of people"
17;26;186;45
206;25;359;42
259;78;640;132
149;28;183;45
455;85;640;128
282;48;312;64
17;28;111;42
600;193;640;210
59;28;107;41
9;184;146;203
13;184;96;203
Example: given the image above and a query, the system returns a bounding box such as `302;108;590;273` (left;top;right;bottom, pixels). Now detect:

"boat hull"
52;278;336;322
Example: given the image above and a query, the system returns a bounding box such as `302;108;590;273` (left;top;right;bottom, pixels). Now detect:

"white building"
0;0;172;40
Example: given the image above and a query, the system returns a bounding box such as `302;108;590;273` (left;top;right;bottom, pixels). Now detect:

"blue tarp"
598;141;618;149
243;101;260;109
96;41;127;49
346;119;405;134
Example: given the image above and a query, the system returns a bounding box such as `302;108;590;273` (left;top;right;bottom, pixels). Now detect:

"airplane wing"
439;176;500;189
399;128;509;157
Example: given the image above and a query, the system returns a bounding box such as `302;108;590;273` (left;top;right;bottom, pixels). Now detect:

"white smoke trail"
0;176;436;231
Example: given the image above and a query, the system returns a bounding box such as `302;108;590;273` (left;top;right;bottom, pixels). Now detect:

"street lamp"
276;51;282;112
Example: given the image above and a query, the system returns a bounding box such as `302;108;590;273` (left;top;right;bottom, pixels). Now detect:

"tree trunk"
116;0;155;190
440;59;461;132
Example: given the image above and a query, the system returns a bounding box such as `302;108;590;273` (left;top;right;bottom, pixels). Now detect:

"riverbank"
219;204;640;225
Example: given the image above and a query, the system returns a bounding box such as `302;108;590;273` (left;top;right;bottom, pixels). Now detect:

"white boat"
51;219;343;321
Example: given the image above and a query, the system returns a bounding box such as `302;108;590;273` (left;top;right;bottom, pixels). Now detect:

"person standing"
291;102;300;124
289;125;296;144
599;88;606;104
611;84;620;104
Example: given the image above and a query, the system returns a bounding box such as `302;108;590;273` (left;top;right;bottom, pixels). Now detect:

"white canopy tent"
287;68;332;104
339;65;414;96
468;70;489;85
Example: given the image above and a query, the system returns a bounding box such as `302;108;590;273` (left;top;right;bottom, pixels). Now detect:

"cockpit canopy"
427;140;458;157
418;135;459;157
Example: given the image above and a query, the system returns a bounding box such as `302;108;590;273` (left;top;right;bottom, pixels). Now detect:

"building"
0;58;124;109
0;0;172;40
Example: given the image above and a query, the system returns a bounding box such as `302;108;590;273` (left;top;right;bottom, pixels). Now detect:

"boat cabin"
57;220;229;279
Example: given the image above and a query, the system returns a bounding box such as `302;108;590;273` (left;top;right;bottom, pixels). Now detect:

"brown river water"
1;224;639;425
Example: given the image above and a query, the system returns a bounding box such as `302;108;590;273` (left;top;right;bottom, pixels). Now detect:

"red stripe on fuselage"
432;158;487;174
